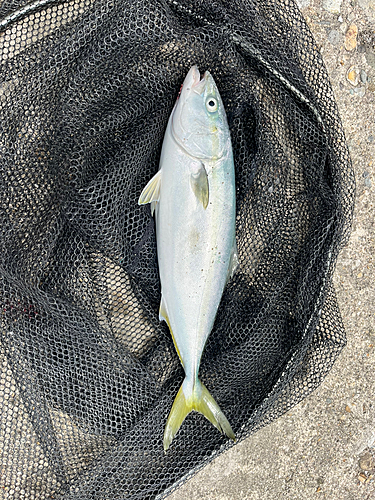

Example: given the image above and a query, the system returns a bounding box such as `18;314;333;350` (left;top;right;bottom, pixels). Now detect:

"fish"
138;66;237;451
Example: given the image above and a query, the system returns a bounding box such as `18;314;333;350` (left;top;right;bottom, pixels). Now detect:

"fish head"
171;66;229;161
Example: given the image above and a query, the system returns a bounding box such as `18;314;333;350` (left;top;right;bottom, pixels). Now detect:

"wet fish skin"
139;66;237;451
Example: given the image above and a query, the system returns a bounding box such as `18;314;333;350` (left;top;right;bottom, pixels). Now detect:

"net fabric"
0;0;354;498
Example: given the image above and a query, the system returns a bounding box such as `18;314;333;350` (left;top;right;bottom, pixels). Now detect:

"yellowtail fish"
139;66;237;451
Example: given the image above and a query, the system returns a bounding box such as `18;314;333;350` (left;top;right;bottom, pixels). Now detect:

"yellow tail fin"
163;378;235;451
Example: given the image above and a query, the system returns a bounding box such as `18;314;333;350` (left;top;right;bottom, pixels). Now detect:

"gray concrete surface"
168;1;375;499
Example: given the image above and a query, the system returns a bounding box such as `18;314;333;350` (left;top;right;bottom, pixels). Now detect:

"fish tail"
163;377;235;452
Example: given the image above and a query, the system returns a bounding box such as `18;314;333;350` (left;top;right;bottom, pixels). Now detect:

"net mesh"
0;0;355;498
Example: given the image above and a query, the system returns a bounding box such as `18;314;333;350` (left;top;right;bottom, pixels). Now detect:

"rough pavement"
167;1;375;499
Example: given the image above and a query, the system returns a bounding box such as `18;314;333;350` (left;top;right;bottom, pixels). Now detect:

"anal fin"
151;201;157;216
159;295;170;326
226;239;239;285
159;295;182;363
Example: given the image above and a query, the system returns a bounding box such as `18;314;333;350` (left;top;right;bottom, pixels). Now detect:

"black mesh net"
0;0;355;498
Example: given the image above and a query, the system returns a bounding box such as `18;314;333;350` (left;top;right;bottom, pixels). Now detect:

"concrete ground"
168;1;375;499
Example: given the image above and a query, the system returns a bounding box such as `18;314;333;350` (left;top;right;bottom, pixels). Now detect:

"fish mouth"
190;66;201;87
181;66;207;95
191;67;208;95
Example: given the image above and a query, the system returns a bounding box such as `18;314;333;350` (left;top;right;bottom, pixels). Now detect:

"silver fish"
139;66;237;451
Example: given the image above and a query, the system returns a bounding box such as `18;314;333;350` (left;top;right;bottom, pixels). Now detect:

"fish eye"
205;97;218;112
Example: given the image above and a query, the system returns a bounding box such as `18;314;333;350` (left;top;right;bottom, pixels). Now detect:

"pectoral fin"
190;163;209;209
138;170;162;206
